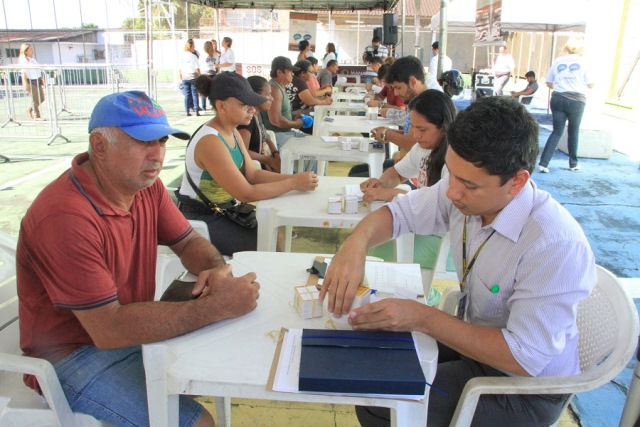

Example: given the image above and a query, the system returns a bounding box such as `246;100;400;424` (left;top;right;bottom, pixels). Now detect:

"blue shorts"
54;345;204;427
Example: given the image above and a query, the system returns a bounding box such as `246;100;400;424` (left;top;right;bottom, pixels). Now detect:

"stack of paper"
364;262;424;297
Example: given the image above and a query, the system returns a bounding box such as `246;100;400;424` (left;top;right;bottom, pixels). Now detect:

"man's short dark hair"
377;63;390;80
385;56;425;85
372;36;381;43
525;70;536;79
447;96;539;183
431;41;439;50
370;56;384;65
326;59;338;68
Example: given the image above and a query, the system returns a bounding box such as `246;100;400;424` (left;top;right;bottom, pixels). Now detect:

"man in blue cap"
16;91;260;426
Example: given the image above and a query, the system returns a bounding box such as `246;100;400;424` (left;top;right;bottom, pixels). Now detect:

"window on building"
5;48;20;58
94;49;105;60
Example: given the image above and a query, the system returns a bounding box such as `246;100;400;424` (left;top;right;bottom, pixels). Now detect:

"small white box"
359;139;369;152
328;195;342;214
366;107;379;120
294;285;323;319
344;195;359;214
341;139;352;151
352;285;372;309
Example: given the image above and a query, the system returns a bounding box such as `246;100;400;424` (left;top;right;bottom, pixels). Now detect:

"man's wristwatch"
380;129;388;142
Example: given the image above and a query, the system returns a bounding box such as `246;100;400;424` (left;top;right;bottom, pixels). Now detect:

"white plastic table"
334;81;366;91
255;176;414;261
313;102;367;124
280;136;385;177
332;91;367;102
142;252;438;427
314;115;398;138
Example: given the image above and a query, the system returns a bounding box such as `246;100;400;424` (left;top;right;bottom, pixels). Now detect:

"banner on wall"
474;0;503;45
289;12;317;53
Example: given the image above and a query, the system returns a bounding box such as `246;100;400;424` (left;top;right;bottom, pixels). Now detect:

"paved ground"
1;87;638;426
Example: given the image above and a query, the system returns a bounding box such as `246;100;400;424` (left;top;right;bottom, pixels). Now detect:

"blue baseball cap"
88;91;190;141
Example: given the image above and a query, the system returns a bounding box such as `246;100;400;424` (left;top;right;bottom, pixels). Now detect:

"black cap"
271;56;300;73
209;73;267;106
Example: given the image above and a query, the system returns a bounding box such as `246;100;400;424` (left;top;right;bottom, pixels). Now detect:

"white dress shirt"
387;177;596;377
428;54;452;77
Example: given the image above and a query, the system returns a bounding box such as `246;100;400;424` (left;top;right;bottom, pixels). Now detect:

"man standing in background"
493;41;515;96
429;41;452;77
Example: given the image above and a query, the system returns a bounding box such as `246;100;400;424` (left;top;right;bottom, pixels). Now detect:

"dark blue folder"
299;329;427;395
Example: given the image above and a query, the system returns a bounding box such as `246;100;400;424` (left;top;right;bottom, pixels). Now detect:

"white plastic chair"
0;232;106;426
436;265;640;427
154;222;231;427
620;338;640;426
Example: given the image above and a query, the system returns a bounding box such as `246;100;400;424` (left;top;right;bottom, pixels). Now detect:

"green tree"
120;0;215;33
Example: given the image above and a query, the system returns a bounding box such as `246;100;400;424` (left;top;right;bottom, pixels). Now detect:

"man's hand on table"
360;177;383;190
319;238;367;317
348;298;428;332
193;264;260;319
362;187;399;204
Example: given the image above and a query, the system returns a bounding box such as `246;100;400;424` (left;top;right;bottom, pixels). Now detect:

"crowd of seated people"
11;41;593;427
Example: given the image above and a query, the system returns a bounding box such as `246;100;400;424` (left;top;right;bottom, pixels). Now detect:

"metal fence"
0;64;151;145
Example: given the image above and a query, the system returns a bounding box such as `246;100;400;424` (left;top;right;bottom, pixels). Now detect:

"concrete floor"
1;86;637;426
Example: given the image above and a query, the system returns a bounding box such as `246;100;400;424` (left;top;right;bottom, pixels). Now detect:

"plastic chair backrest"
265;130;277;147
188;219;210;242
0;232;105;426
438;265;639;427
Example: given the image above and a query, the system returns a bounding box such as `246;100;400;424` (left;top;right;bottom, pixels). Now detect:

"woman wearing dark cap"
177;73;318;256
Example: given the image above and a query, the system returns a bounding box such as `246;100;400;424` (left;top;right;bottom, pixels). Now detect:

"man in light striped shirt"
321;96;596;426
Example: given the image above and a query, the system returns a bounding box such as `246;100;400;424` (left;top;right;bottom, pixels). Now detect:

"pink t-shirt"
307;75;321;92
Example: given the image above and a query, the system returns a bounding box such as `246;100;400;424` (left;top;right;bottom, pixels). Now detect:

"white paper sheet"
364;262;424;296
365;119;393;126
344;184;364;200
321;136;339;143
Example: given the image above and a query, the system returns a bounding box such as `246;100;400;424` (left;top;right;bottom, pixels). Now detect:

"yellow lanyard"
460;217;496;290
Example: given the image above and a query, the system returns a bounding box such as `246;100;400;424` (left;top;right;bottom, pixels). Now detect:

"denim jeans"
182;79;199;114
539;94;586;168
54;345;204;427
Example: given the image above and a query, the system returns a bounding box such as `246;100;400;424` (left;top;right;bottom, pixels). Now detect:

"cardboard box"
352;285;371;309
294;286;323;319
328;195;342;214
299;329;426;395
344;195;359;214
